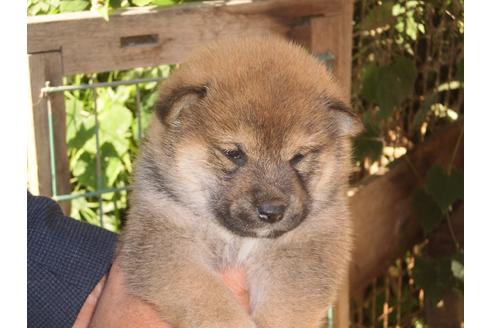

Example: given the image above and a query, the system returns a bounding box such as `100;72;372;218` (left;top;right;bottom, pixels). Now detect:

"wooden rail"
28;0;345;75
349;121;464;295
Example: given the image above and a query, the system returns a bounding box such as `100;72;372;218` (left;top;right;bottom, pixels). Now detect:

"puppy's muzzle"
256;200;286;223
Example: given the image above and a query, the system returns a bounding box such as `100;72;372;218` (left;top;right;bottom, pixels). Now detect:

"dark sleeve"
27;192;117;328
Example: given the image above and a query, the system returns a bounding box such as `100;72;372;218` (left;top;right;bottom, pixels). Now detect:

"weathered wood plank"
349;121;464;295
28;0;342;75
310;0;353;98
309;2;354;326
332;279;350;328
28;62;41;196
28;52;71;214
221;0;342;18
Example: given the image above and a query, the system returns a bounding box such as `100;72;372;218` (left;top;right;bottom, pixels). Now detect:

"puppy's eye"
290;153;305;166
222;149;246;166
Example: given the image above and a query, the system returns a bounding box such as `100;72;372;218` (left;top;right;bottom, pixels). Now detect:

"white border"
465;0;492;326
0;0;482;326
0;2;28;325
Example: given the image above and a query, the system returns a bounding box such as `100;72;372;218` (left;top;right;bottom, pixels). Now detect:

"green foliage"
412;165;463;234
413;93;437;128
353;2;463;324
28;0;61;15
413;253;463;305
60;0;89;12
131;0;153;6
412;189;444;234
352;0;463;166
356;55;417;162
451;252;464;289
360;1;394;30
153;0;175;5
28;0;202;16
353;114;384;162
410;164;463;313
361;56;417;118
425;166;464;212
393;1;426;41
64;66;171;231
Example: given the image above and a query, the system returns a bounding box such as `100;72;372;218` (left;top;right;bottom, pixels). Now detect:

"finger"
220;267;251;314
90;261;173;328
73;275;107;328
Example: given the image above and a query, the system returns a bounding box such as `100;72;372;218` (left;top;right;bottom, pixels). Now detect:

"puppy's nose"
257;201;286;223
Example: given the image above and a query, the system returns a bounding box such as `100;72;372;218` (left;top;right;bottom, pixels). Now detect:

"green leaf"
105;156;123;187
405;14;418;40
96;5;110;21
97;88;133;156
72;152;97;190
66;95;96;152
392;56;418;96
360;63;379;102
59;0;89;12
360;57;417;117
413;257;454;305
29;0;62;15
451;259;464;282
131;0;153;6
68;124;96;150
109;0;123;8
100;142;122;188
99;104;132;152
413;93;437;128
28;2;43;15
152;0;175;5
425;166;464;212
412;189;444;234
352;118;384;162
360;2;394;30
451;251;464;292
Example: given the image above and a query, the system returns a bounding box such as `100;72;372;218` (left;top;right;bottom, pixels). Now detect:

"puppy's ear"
156;85;207;125
324;98;363;137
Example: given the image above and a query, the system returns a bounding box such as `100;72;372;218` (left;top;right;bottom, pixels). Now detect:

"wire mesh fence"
41;76;167;228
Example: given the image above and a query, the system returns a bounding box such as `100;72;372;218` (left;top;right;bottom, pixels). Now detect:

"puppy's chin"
216;214;305;239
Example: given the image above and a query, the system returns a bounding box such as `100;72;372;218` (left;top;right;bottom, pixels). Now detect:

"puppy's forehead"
171;36;348;148
197;92;329;151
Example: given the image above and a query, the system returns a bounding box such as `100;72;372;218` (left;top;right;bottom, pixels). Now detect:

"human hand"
73;258;250;327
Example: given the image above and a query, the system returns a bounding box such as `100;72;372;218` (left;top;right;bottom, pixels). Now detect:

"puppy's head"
141;36;361;238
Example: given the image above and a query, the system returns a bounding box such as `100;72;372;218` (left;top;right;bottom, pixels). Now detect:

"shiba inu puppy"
118;35;362;328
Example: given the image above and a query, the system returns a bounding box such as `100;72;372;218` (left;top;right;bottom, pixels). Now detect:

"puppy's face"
149;80;361;238
140;38;361;238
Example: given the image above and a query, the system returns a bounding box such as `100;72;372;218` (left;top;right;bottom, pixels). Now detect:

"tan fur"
118;35;361;328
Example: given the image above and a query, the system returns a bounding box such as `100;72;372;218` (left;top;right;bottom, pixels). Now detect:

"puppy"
118;35;362;328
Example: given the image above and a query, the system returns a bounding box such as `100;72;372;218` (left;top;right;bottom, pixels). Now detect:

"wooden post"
310;1;354;327
310;1;354;96
28;51;71;214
